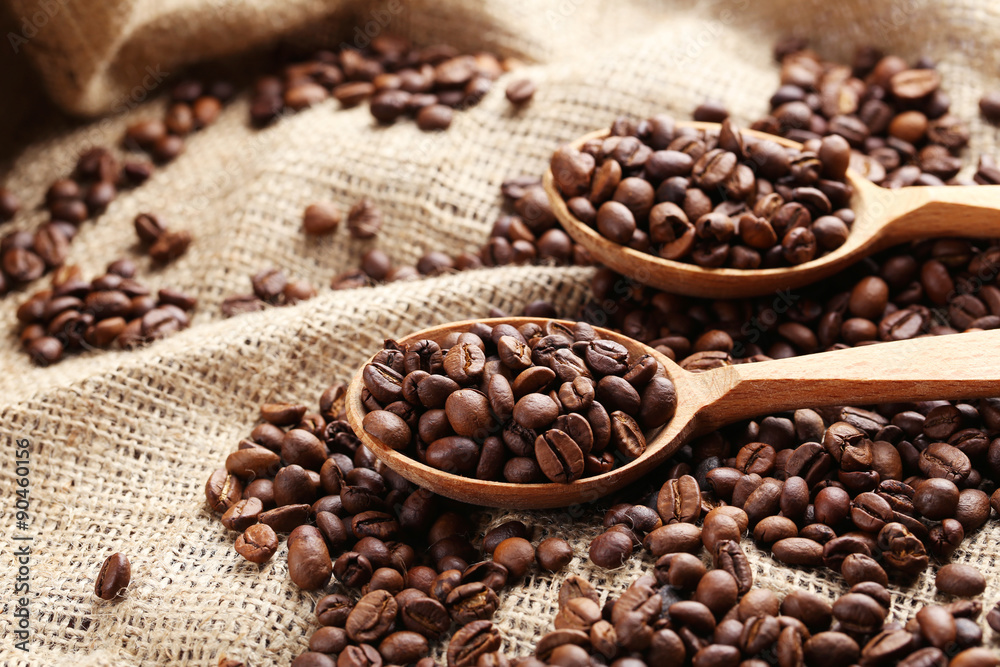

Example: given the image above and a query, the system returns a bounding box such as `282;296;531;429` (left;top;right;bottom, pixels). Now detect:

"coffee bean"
348;198;383;239
590;529;634;567
379;631;429;664
287;525;332;590
235;523;279;563
482;521;529;555
916;605;956;649
935;563;986;597
913;478;959;519
657;475;701;524
536;537;573;572
505;78;536;105
303;202;342;235
803;631;859;667
95;553;131;600
493;537;534;579
447;621;502;667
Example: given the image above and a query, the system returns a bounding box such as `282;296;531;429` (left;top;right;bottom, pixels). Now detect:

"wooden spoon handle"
875;185;1000;246
690;330;1000;431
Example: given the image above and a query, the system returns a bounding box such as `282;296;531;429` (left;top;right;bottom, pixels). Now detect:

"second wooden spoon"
346;318;1000;509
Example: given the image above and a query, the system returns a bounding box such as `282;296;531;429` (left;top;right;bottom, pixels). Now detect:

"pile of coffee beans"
249;35;520;131
759;42;970;187
221;268;317;318
133;213;193;264
0;148;152;296
519;565;998;667
360;321;677;483
206;389;575;667
16;260;196;364
551;117;854;269
125;78;234;163
585;399;997;588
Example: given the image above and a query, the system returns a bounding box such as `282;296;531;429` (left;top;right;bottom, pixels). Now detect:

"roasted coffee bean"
657;475;701;524
206;468;244;512
493;537;534;579
287;525;332;590
935;563;986;597
447;621;502;667
913;478;959;519
536;537;573;572
590;529;634;567
95;553;131;600
235;523;279;563
714;540;752;594
221;497;263;532
346;589;398;643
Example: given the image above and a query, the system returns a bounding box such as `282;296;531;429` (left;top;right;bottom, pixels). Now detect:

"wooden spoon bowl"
346;318;1000;509
544;121;1000;298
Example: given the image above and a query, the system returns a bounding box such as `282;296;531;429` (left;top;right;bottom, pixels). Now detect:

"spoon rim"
344;317;687;508
545;121;873;285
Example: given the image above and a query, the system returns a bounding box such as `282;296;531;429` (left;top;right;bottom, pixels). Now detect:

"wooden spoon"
346;317;1000;509
544;121;1000;299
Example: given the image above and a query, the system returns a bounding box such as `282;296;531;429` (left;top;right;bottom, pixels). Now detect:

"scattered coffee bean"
95;552;131;600
506;79;536;106
303;202;343;235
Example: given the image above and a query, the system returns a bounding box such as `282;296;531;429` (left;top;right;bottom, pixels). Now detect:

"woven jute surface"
2;0;1000;664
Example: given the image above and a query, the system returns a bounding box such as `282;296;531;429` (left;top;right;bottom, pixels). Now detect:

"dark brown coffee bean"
590;529;634;567
916;605;956;649
221;497;263;532
346;589;398;643
448;621;502;667
445;582;499;624
772;538;823;567
378;630;428;664
913;477;959;519
536;538;573;572
95;553;131;600
644;523;702;557
802;631;859;667
493;537;534;579
714;540;752;594
206;468;244;512
657;475;701;524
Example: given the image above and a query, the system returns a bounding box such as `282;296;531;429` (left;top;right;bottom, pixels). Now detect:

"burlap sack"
2;1;1000;664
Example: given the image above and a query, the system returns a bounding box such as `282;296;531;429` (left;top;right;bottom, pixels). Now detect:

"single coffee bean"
447;621;502;667
493;537;535;579
590;530;634;568
95;553;131;600
916;605;956;649
935;563;986;597
536;537;573;572
235;523;279;563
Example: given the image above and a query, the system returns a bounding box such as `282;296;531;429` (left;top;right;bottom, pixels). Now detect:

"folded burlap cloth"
1;0;1000;664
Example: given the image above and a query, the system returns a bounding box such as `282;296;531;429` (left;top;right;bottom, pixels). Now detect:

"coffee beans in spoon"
360;320;677;483
551;116;853;269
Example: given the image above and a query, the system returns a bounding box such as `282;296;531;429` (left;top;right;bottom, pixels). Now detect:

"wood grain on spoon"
545;121;1000;298
346;318;1000;509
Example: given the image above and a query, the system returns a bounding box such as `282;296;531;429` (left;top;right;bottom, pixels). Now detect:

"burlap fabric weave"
3;0;1000;664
